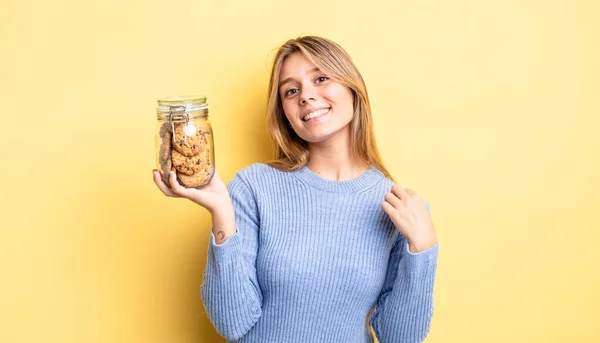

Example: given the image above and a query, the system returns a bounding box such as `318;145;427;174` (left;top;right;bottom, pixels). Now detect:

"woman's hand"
152;169;233;215
382;185;438;253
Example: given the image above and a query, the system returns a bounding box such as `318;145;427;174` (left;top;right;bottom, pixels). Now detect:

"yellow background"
1;0;598;342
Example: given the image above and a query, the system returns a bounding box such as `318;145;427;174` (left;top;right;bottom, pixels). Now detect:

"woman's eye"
316;76;329;83
284;88;298;97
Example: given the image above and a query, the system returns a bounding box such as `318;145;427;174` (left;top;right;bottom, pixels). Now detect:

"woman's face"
278;52;354;144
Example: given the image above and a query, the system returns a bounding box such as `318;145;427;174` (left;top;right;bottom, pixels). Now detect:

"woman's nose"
299;85;317;105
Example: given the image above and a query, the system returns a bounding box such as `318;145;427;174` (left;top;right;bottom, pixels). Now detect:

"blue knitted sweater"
201;163;439;342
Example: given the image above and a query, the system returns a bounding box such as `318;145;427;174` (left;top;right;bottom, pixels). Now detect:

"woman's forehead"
280;53;319;75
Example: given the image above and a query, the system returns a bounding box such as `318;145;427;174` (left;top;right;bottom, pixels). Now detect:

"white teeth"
303;108;330;121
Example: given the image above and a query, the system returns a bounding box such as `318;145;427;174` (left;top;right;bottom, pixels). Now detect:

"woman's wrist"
407;235;438;253
210;203;236;244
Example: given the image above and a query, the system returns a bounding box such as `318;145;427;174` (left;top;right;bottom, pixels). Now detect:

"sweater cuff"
210;231;242;265
401;241;439;273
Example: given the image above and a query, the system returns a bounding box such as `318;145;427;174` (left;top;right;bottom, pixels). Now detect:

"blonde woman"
153;36;439;343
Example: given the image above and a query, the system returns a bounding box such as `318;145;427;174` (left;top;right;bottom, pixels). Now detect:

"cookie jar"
155;96;215;188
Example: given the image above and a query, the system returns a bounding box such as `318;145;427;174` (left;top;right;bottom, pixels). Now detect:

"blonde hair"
265;36;394;185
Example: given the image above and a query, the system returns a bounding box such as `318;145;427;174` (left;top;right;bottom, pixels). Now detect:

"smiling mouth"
302;108;330;122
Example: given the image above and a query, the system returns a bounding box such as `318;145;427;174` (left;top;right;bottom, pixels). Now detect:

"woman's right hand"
152;169;233;215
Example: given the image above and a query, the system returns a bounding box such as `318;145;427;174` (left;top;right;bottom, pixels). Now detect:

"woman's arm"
201;174;263;340
372;200;439;343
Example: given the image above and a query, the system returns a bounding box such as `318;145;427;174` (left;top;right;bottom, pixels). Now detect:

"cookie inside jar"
155;96;215;188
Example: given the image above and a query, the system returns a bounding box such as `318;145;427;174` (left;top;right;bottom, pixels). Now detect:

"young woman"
153;36;439;343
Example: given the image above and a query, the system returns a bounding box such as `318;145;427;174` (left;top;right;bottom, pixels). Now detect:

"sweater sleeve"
200;174;263;341
371;200;439;343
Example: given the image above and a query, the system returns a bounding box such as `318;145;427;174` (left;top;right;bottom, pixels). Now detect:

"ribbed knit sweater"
201;163;439;343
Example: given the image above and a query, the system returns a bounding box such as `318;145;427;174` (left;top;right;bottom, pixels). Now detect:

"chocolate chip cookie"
172;123;206;157
158;123;172;185
177;165;213;187
171;148;210;176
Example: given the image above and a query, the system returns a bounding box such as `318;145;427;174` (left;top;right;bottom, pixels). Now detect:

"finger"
404;188;419;197
384;192;402;209
153;170;179;197
391;184;410;200
382;201;403;227
169;171;193;198
381;201;395;216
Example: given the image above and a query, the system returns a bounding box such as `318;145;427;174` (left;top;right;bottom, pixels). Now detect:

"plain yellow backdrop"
1;0;598;342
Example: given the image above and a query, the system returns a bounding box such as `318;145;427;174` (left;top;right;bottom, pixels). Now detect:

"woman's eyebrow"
279;68;320;88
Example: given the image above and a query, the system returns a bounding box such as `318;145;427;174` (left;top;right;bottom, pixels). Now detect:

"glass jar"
155;96;215;188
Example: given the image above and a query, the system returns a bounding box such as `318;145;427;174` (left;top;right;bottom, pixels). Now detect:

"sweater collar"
292;164;385;193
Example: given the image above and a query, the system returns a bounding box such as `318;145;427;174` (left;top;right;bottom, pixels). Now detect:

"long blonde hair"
265;36;394;185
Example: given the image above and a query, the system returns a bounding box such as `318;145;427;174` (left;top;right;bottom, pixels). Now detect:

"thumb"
169;171;215;209
169;172;195;198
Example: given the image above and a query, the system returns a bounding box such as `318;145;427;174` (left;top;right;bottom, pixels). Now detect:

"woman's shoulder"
230;162;291;186
236;162;281;177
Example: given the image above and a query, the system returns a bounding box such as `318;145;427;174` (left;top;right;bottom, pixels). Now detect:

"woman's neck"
306;147;369;181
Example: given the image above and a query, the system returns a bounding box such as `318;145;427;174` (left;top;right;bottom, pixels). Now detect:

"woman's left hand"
382;185;438;253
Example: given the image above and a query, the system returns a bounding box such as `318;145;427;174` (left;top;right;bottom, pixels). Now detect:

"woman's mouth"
302;108;330;122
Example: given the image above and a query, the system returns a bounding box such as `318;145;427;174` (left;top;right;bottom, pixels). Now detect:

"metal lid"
156;96;209;118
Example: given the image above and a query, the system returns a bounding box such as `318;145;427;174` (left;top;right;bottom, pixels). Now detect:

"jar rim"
157;95;208;114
